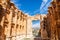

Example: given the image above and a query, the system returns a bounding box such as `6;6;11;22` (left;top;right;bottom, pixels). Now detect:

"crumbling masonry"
40;0;60;40
0;0;28;40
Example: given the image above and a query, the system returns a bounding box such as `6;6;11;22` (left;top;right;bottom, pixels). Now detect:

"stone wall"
0;0;27;40
39;0;60;40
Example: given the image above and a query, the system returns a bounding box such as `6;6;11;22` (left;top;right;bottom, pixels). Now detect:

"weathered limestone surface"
0;0;28;40
26;14;45;38
39;0;60;40
48;0;60;40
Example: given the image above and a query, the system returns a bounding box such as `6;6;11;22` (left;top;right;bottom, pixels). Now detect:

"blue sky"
11;0;52;29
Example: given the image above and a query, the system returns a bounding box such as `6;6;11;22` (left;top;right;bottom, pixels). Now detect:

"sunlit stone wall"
39;0;60;40
0;0;28;40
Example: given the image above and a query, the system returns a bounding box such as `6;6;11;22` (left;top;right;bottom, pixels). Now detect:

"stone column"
5;10;12;40
11;13;17;40
16;12;21;40
26;18;33;38
11;9;18;40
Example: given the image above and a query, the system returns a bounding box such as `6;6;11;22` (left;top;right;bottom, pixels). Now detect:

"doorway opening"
32;20;40;37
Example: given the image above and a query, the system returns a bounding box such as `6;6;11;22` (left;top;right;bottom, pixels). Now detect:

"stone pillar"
11;13;17;40
16;11;21;40
4;10;12;40
11;9;18;40
26;18;33;38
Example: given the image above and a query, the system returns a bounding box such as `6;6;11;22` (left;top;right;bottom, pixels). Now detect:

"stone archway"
26;14;46;38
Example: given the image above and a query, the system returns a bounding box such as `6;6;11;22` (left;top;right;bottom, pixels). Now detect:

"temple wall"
0;0;28;40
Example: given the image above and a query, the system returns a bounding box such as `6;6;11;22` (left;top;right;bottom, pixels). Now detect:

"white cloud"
40;0;52;14
33;0;49;14
40;0;48;10
42;0;48;2
32;23;40;29
11;0;17;3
